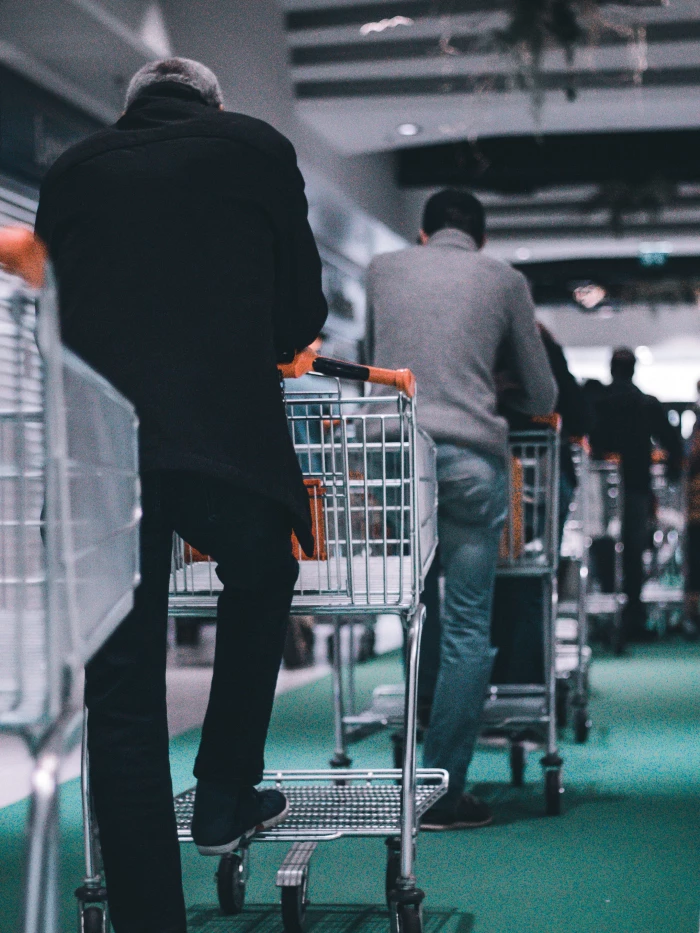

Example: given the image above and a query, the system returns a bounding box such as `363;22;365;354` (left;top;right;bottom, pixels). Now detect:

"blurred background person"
589;348;682;648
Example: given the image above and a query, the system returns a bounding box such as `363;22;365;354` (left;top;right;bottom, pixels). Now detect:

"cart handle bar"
279;346;416;399
0;228;47;289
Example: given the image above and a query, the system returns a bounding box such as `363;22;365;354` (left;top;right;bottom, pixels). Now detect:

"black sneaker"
191;782;289;856
421;794;493;830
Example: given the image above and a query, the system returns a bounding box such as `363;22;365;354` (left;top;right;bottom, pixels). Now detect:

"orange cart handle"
0;228;47;288
279;347;416;399
570;435;591;454
532;413;562;431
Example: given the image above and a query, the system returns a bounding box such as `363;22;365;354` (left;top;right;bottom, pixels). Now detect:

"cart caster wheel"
574;707;591;744
544;769;563;816
216;851;247;915
80;905;107;933
175;618;201;647
509;741;526;787
394;903;423;933
280;867;310;933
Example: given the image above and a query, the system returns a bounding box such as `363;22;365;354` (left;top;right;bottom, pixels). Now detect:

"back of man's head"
125;58;224;110
610;347;636;381
421;189;486;247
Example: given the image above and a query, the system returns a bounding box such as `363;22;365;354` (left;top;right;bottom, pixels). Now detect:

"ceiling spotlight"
515;248;531;261
397;123;421;137
573;283;607;310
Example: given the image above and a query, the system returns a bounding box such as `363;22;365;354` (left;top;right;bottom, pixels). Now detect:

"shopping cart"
582;457;626;652
0;228;140;933
485;422;564;815
557;440;593;743
642;454;685;633
84;349;445;933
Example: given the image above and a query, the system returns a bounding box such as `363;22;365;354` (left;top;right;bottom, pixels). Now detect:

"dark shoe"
421;793;493;830
191;782;289;856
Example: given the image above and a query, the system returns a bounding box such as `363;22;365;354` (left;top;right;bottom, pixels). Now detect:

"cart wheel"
216;852;246;915
574;707;591;744
81;905;106;933
175;618;201;647
509;741;526;787
395;903;423;933
385;847;401;909
544;769;562;816
280;866;309;933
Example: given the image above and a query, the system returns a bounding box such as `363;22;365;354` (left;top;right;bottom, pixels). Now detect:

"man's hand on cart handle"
279;347;416;398
0;228;47;289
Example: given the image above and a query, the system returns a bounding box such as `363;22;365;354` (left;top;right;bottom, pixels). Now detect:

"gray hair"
125;58;223;110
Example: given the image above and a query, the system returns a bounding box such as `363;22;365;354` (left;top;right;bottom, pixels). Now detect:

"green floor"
1;642;699;933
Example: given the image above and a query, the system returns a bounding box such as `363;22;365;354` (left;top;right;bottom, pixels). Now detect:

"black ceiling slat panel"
397;129;700;191
286;1;503;32
296;65;700;100
292;20;700;67
514;255;700;304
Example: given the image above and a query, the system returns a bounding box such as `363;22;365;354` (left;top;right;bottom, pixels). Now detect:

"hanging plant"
499;0;662;113
499;0;582;110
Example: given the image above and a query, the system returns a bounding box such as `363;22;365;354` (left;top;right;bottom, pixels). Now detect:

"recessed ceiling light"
397;123;421;137
515;248;531;261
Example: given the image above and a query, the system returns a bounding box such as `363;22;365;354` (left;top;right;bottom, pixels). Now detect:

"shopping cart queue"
26;53;695;933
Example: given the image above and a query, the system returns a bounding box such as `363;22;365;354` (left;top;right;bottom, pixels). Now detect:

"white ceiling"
279;0;700;154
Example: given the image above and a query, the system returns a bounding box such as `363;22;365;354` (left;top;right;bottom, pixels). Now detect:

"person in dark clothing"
590;347;682;644
491;323;592;683
35;58;327;933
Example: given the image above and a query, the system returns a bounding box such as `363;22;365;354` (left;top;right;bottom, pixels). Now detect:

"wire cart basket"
485;423;564;815
557;440;593;744
642;455;685;632
0;229;140;933
582;457;626;653
85;349;444;933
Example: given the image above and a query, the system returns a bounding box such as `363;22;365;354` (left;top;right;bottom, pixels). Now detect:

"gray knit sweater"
365;228;557;459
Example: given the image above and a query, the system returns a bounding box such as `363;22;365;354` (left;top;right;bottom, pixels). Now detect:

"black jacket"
589;378;682;493
500;326;591;487
35;83;327;552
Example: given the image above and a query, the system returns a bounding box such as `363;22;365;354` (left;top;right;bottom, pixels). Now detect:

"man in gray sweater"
366;189;556;828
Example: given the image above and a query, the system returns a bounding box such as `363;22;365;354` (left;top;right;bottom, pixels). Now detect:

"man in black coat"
35;58;327;933
589;348;682;646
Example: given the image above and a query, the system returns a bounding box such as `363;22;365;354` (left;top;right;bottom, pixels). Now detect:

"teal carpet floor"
1;642;699;932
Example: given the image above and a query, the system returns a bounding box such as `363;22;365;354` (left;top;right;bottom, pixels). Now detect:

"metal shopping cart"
582;457;626;653
642;454;685;633
485;422;564;815
557;440;593;744
0;228;140;933
83;348;444;933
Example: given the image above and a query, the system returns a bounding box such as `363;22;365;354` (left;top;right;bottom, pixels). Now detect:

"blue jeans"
423;445;508;806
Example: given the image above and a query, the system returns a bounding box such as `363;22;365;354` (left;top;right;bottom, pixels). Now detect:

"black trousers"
622;490;650;634
85;471;298;933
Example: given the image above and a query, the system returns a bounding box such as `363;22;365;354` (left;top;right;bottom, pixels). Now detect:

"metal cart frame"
557;441;593;743
81;368;444;933
0;229;140;933
486;425;564;815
